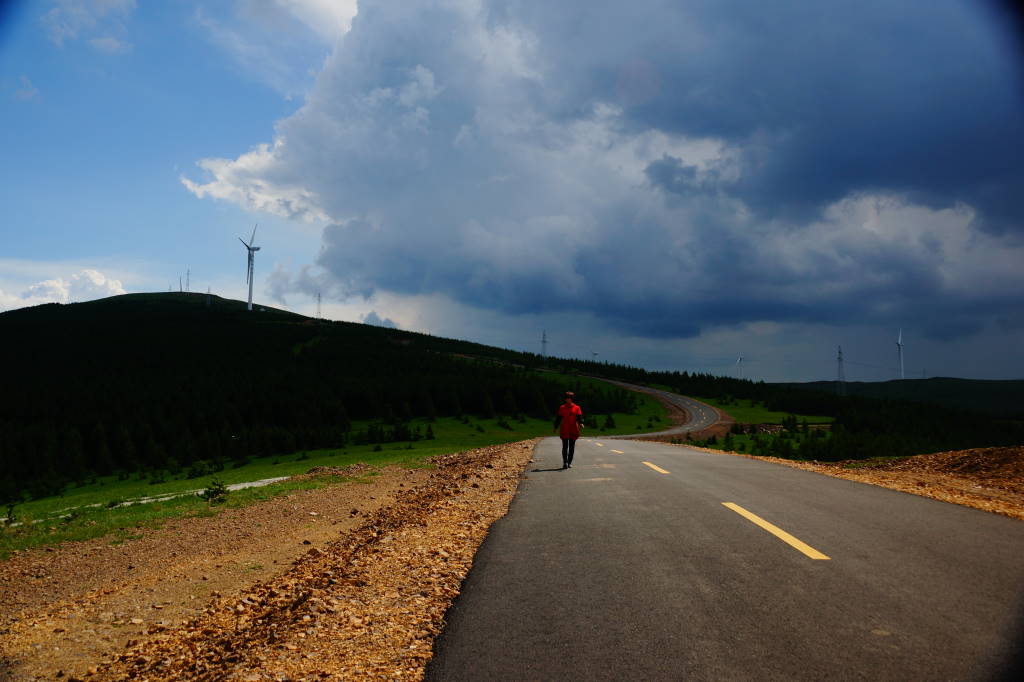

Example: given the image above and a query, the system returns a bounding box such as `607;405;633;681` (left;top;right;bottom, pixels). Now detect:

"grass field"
695;397;834;424
2;385;666;558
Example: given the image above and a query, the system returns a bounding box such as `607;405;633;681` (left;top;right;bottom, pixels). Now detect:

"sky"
2;0;1023;382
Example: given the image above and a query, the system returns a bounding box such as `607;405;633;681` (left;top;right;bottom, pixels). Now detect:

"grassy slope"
2;388;666;557
694;397;833;424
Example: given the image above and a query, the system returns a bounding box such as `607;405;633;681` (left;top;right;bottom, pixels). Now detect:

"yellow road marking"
611;449;624;454
595;442;605;447
642;461;670;474
722;503;830;560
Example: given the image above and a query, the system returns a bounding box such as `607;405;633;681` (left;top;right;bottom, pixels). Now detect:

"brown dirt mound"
855;446;1024;485
702;445;1024;521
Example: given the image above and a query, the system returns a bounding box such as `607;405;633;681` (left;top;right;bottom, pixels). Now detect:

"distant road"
600;379;724;436
428;437;1024;680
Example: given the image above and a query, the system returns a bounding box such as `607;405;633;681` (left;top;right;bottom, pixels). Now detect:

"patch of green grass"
0;472;362;559
696;397;833;424
2;379;666;559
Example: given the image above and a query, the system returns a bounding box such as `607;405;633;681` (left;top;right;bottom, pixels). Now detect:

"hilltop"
0;293;638;501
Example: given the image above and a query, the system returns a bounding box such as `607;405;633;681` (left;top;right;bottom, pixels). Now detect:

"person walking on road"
553;391;584;469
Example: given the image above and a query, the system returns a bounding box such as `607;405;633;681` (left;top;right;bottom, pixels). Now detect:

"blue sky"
2;1;1023;382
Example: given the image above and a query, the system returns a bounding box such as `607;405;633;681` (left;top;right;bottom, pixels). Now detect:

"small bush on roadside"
200;478;229;505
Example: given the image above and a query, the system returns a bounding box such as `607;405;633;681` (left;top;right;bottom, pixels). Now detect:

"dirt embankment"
697;445;1024;521
0;441;537;681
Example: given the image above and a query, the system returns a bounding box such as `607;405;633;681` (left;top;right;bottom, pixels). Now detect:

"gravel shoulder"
1;441;537;681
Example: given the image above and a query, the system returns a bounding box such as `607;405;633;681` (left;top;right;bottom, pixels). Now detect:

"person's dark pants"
561;438;576;466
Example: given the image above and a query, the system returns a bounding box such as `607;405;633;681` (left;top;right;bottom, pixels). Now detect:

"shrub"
200;478;229;504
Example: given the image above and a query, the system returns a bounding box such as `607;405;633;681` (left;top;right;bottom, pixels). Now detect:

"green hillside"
0;293;646;503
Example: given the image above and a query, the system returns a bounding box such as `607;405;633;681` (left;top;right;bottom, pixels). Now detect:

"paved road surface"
600;380;723;437
427;437;1024;681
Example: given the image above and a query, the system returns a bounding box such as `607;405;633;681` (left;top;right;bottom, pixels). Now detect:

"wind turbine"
896;329;905;380
240;225;260;311
735;356;744;380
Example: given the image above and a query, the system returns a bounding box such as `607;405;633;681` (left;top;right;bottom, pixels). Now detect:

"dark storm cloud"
510;0;1024;229
186;0;1024;349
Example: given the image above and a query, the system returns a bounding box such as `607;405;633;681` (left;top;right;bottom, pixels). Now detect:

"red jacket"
556;402;583;440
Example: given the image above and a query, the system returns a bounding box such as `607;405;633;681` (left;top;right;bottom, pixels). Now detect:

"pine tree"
91;423;115;475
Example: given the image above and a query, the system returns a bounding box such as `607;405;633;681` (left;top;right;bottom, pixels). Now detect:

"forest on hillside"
555;358;1024;462
3;293;1021;502
0;294;637;502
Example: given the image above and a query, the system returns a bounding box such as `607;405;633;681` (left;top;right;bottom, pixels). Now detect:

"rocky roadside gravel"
688;445;1024;521
1;440;538;681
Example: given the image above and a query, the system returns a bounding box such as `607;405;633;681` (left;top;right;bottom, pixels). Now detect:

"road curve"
427;438;1024;681
600;379;724;437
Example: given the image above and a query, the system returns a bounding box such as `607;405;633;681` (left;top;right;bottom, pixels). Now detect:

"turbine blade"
250;224;258;245
239;237;249;247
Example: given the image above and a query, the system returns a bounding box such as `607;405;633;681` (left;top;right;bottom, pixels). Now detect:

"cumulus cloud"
183;0;1024;351
362;311;397;328
1;269;126;310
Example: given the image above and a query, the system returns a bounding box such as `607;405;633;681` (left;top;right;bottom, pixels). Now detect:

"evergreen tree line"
0;297;637;502
558;362;1022;462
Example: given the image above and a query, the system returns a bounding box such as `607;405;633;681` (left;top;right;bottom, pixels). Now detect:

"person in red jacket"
553;391;584;469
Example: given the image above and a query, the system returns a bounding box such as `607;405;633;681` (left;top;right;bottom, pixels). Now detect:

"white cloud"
41;0;135;47
180;0;1024;378
192;0;357;96
88;35;131;53
265;0;357;43
362;311;397;328
14;75;38;100
181;143;329;222
1;268;126;311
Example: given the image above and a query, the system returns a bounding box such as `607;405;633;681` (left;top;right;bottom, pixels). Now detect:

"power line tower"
541;330;548;361
836;345;846;396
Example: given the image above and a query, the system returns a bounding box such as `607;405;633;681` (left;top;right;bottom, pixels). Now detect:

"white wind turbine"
896;328;905;380
239;225;260;311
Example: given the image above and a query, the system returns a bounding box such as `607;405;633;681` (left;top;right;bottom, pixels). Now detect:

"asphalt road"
427;437;1024;681
600;379;722;436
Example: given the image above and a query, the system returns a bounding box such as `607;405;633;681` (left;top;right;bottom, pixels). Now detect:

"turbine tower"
239;224;260;311
735;356;744;380
541;330;548;361
836;345;846;396
896;329;905;380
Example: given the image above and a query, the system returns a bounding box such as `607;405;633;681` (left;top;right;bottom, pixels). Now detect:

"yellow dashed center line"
611;449;624;454
642;461;670;474
722;503;831;560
